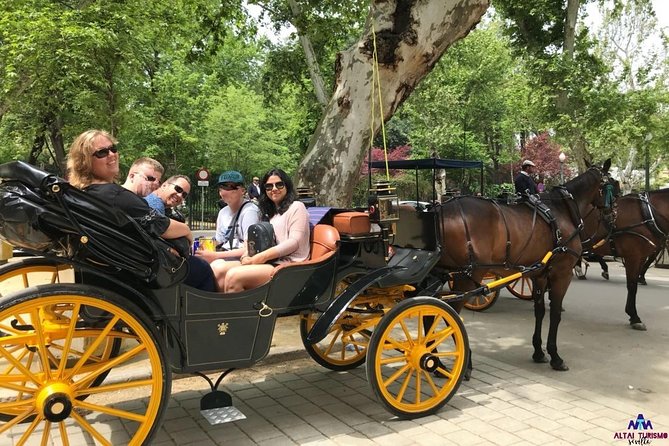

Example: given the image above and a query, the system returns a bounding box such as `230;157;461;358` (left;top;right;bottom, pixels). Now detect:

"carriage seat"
271;224;340;277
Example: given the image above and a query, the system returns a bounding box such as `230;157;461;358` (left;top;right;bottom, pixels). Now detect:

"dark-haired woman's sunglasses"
92;145;118;159
172;184;189;199
264;181;285;191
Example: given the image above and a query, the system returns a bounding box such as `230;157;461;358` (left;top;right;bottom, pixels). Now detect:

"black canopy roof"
368;158;483;170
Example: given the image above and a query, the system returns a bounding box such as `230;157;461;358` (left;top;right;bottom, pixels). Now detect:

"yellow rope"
370;13;390;181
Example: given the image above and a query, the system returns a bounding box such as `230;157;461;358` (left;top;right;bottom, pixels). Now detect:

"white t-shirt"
215;201;260;250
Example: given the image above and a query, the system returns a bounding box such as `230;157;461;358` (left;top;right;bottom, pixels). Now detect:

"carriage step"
201;406;246;425
200;390;246;425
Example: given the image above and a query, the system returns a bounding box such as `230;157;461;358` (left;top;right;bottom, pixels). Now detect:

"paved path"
102;350;669;446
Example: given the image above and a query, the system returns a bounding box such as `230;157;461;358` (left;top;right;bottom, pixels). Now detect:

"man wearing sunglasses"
66;129;215;291
122;157;164;198
145;175;191;216
196;171;260;263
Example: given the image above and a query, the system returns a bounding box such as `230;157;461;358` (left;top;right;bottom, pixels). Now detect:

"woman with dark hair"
211;168;310;292
66;129;216;291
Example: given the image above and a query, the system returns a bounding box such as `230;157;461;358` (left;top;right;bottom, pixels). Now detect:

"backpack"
247;222;276;257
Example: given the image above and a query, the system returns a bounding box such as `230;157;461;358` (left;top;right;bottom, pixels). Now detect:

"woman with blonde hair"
66;129;215;291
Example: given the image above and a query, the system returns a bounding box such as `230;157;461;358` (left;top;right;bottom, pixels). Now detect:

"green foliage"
401;22;538;182
203;84;301;178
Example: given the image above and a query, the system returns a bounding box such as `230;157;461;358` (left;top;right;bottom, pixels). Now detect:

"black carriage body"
0;161;443;374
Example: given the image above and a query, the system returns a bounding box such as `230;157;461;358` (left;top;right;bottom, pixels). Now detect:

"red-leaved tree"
360;145;412;177
518;133;570;184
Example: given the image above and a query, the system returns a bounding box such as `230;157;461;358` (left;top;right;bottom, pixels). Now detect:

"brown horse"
437;160;611;371
583;189;669;331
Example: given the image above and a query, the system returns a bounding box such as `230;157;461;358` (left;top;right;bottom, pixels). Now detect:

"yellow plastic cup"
201;238;216;251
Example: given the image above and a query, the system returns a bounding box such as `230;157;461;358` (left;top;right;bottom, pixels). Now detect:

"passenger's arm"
162;219;193;244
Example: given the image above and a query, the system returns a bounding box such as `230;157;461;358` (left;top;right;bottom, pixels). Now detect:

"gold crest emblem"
217;322;229;336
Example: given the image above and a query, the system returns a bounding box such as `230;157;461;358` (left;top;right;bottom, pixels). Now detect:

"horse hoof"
602;272;609;280
638;279;647;286
551;361;569;371
533;354;548;364
631;322;647;331
464;368;472;381
577;275;586;280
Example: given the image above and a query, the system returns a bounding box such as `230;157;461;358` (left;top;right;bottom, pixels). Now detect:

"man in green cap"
196;170;260;262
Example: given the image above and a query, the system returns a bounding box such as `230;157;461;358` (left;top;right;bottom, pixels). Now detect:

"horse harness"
605;192;668;255
454;187;584;272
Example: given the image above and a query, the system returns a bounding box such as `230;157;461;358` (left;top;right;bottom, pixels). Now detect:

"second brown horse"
438;160;611;371
583;188;669;331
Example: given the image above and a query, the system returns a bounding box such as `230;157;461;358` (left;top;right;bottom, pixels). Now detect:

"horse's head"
565;158;612;216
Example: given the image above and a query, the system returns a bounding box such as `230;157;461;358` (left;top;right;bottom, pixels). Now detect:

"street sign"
196;168;210;182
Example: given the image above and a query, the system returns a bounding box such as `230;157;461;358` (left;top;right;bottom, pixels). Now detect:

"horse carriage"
0;157;611;444
0;160;486;444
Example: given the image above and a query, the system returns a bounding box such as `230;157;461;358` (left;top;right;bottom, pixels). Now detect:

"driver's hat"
522;160;536;167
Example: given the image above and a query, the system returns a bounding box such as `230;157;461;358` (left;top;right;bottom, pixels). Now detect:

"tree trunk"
48;116;66;174
287;0;328;107
295;0;489;206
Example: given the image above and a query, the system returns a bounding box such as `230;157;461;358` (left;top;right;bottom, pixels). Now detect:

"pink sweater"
270;201;310;263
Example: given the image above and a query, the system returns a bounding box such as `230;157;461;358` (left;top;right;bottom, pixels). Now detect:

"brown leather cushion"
333;212;370;235
271;224;340;277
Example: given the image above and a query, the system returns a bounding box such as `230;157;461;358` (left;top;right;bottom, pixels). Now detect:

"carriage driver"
514;159;539;196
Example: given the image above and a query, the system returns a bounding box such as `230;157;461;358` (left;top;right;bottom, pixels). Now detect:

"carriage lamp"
559;152;566;184
296;187;317;207
368;181;399;223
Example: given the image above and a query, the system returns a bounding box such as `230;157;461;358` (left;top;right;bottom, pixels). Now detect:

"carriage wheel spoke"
56;303;81;376
30;308;53;381
383;363;411;388
65;315;120;379
0;344;41;386
423;369;440;394
41;420;53;446
75;399;147;423
17;412;45;445
399;320;414;346
74;343;144;390
414;367;421;404
395;368;413;402
77;378;155;397
426;326;455;349
381;335;409;352
0;409;33;434
323;327;343;357
70;410;113;446
59;422;70;446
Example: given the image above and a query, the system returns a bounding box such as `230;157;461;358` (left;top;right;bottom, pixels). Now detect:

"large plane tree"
293;0;490;205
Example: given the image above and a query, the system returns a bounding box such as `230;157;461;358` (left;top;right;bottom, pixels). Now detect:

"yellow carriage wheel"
0;283;170;445
300;308;377;371
463;273;501;312
0;258;121;400
506;276;534;300
0;257;74;297
300;276;377;371
366;297;469;419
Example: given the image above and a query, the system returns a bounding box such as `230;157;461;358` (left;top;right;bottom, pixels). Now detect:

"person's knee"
224;268;243;293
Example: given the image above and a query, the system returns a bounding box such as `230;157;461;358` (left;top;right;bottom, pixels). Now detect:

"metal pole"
645;146;650;191
560;162;564;184
645;132;652;191
200;186;205;230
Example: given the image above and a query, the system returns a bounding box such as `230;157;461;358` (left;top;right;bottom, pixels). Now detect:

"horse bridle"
577;169;619;251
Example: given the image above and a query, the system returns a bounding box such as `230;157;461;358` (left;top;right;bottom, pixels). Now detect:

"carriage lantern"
296;186;317;207
368;180;399;223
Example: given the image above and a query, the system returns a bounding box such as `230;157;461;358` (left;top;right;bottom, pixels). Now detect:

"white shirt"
215;201;260;249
